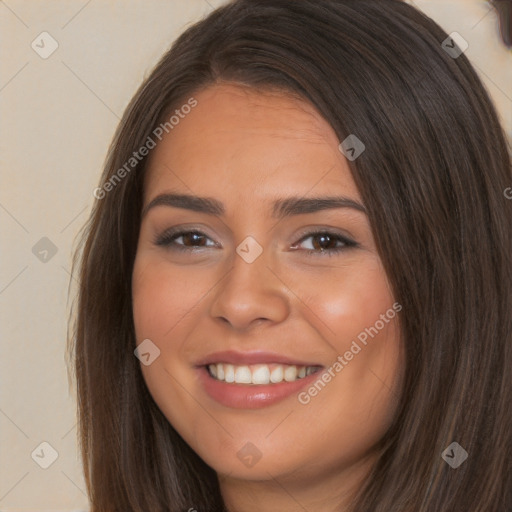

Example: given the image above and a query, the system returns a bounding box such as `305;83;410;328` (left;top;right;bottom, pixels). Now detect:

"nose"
209;243;290;331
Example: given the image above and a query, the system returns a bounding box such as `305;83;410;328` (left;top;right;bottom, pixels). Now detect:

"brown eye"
292;230;358;257
155;229;217;251
180;232;209;247
309;233;342;251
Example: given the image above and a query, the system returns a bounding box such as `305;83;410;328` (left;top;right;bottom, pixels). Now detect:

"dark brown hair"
67;0;512;510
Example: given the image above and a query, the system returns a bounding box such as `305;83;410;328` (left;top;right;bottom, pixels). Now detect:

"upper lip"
195;350;323;368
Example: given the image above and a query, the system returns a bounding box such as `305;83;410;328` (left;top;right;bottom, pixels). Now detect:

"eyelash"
154;228;358;257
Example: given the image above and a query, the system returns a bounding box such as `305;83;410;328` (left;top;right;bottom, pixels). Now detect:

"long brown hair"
67;0;512;510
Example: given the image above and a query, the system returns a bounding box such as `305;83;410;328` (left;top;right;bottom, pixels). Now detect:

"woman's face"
132;83;403;494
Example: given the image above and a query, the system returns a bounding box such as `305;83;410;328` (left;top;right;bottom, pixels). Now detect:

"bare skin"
132;83;404;512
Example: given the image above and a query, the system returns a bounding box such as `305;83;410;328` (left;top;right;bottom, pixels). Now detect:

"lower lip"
197;366;323;409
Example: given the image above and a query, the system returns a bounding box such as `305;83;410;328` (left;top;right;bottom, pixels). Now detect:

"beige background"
0;1;510;510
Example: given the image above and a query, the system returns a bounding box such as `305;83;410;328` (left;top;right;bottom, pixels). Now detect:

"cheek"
292;256;395;347
132;257;211;341
131;257;208;441
293;257;402;424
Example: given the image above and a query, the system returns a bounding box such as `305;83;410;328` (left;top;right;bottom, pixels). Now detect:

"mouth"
206;362;322;385
196;351;325;409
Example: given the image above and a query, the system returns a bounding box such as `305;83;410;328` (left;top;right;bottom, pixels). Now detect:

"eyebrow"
141;192;367;219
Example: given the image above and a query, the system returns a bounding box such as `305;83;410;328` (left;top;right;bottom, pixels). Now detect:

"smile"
195;351;325;409
207;363;322;384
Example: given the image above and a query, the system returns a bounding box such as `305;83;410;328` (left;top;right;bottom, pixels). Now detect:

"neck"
218;453;375;512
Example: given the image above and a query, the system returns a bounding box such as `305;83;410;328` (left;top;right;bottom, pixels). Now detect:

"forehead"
144;83;360;204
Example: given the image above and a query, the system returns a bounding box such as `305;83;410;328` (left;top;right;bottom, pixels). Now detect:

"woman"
68;0;512;510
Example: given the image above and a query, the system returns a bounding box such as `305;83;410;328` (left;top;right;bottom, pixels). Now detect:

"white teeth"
207;362;319;385
234;366;252;383
270;365;284;383
251;365;270;384
284;365;297;382
225;364;235;383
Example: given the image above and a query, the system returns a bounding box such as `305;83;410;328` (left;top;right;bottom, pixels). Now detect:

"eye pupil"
313;234;337;251
184;232;206;246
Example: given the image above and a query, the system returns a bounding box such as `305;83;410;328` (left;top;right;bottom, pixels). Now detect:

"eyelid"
154;226;219;249
154;225;359;256
290;229;358;257
292;226;357;245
